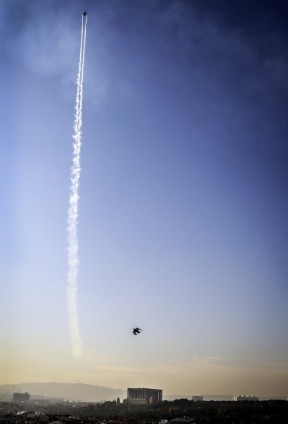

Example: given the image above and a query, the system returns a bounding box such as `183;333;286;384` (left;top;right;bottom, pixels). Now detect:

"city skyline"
1;382;286;402
1;0;288;397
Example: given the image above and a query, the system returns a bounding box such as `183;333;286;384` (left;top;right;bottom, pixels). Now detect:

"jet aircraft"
133;327;142;335
83;11;87;16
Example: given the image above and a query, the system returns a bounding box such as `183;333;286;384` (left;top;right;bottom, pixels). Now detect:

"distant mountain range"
0;382;126;402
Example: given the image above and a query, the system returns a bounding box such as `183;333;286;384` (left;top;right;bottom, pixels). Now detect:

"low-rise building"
192;396;203;401
12;392;30;402
234;395;259;401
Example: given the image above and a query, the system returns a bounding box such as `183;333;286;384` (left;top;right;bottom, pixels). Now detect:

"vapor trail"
67;12;87;359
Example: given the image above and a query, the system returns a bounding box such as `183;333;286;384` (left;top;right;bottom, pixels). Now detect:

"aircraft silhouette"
133;327;142;335
83;11;87;16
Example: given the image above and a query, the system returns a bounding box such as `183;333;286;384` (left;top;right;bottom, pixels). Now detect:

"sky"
1;0;288;398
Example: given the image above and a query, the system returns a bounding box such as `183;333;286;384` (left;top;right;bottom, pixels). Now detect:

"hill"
0;382;126;402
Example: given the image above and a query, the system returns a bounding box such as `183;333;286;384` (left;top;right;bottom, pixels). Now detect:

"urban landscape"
0;387;288;423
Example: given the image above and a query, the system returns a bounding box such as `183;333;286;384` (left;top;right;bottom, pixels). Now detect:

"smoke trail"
67;13;88;359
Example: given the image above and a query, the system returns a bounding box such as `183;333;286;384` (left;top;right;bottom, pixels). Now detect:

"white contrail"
67;13;88;359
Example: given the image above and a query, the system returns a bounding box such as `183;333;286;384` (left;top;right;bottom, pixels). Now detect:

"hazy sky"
1;0;288;397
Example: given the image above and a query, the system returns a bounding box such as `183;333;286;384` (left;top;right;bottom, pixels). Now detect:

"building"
234;395;259;401
192;395;203;401
13;392;30;402
125;387;163;404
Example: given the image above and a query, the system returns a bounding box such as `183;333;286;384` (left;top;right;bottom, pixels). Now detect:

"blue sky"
1;0;288;397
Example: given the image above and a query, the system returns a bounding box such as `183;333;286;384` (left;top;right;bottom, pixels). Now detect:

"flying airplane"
83;11;87;16
133;327;142;335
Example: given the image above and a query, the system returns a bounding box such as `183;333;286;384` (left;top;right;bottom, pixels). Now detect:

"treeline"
1;399;288;423
54;399;288;423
